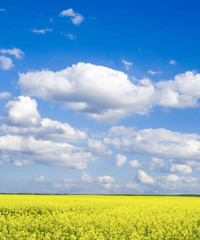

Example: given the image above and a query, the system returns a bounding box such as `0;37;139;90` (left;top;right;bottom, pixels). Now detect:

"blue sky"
1;0;200;194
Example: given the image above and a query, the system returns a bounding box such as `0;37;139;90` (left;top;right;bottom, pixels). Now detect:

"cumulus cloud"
1;96;87;142
170;163;192;175
3;96;41;127
18;63;200;123
47;173;120;194
104;126;200;161
59;8;84;25
88;139;112;156
129;159;141;168
0;135;94;169
34;176;45;182
155;174;199;193
0;96;95;169
32;28;53;34
96;175;115;188
0;48;24;59
115;154;127;167
125;172;200;194
166;174;179;182
19;62;155;123
138;170;154;184
0;56;14;70
146;157;167;172
122;60;133;70
49;172;200;194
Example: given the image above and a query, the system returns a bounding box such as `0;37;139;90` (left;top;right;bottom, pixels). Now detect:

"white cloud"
0;9;5;12
0;48;24;59
3;96;41;127
169;60;176;65
156;71;200;108
115;154;127;167
122;60;133;70
81;171;93;183
0;92;12;100
170;164;192;175
138;170;154;184
19;62;155;123
0;135;94;169
88;139;112;156
59;8;84;25
34;176;45;182
166;174;179;182
129;159;141;168
96;175;115;188
63;33;77;40
19;64;200;123
0;96;95;169
32;28;53;34
48;173;120;194
104;126;200;161
146;157;167;171
156;174;199;193
1;96;87;142
0;56;14;70
147;70;162;75
126;182;140;190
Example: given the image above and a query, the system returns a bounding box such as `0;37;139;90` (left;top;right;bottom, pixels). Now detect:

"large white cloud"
0;96;95;169
18;63;200;123
0;135;94;169
104;126;200;161
19;62;155;123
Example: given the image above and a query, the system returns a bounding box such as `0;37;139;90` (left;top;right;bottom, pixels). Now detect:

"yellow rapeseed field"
0;194;200;239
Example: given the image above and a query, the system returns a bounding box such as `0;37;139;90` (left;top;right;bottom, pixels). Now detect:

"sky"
0;0;200;194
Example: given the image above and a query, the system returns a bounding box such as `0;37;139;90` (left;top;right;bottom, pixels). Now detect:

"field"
0;195;200;239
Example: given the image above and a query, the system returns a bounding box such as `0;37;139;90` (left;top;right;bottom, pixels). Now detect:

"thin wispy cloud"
122;60;133;69
0;48;24;59
32;28;53;34
62;33;77;40
147;70;162;75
